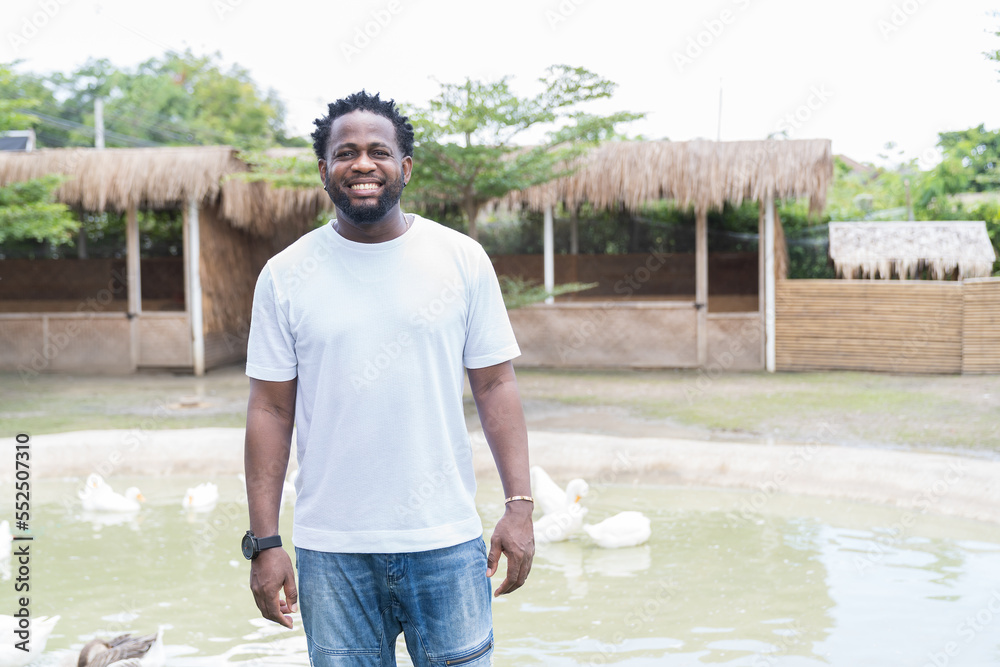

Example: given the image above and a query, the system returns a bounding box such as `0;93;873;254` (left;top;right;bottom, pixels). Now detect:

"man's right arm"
245;376;298;628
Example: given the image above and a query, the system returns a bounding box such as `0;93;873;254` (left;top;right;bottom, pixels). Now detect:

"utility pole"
94;97;105;149
716;78;723;142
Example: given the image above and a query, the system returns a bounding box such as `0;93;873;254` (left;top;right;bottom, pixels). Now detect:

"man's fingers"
283;573;299;613
250;551;297;628
493;548;523;596
486;534;502;577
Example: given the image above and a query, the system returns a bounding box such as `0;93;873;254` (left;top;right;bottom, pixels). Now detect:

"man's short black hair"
311;90;414;161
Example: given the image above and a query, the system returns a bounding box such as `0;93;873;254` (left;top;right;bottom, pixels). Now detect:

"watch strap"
256;534;282;552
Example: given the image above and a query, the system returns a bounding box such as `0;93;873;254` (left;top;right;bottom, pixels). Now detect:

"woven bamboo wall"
962;279;1000;374
775;280;965;373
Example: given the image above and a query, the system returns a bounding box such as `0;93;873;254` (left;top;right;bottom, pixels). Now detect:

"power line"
22;109;160;147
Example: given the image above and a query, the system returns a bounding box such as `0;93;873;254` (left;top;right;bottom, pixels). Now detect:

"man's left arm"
467;360;534;597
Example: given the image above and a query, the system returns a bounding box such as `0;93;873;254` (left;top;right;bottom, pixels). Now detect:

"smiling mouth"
349;182;381;191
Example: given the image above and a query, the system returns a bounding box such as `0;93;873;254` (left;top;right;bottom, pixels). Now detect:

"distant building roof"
835;154;875;174
0;130;35;152
829;221;996;280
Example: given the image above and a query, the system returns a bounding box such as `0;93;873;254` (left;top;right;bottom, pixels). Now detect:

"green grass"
3;365;998;454
509;368;1000;453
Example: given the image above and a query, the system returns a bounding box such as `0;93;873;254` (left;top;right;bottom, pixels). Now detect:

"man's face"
318;110;412;226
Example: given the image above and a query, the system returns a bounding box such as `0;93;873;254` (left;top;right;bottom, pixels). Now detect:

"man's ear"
402;156;412;185
318;159;328;185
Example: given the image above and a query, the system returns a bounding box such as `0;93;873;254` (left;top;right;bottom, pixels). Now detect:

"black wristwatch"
242;530;282;560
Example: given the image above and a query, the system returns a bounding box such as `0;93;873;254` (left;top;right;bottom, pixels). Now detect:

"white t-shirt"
246;215;520;553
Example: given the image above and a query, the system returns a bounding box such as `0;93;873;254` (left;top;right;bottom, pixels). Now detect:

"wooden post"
94;97;105;150
758;202;766;368
544;205;554;305
125;205;141;371
764;194;776;372
77;210;88;259
569;206;579;256
696;207;708;366
184;198;205;376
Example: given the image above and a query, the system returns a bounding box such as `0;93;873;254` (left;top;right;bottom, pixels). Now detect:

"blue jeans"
296;538;494;666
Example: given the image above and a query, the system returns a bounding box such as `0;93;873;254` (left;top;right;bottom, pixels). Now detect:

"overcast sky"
5;0;1000;166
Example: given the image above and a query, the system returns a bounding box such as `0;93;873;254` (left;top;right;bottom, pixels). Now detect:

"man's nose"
353;153;376;172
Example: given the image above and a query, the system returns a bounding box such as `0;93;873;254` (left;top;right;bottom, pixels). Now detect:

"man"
243;90;534;667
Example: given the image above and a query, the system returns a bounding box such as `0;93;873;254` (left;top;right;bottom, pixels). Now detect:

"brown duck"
77;628;164;667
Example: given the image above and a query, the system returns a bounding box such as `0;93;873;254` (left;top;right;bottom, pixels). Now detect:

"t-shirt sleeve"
463;247;521;369
246;264;298;381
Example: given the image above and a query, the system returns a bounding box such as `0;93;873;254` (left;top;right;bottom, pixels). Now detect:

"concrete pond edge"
2;427;998;525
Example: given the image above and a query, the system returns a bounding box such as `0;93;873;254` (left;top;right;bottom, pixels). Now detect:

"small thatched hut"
829;221;997;280
499;139;834;371
0;146;329;375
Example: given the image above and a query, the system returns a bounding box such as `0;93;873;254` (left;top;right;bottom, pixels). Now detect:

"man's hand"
249;547;299;628
486;500;534;596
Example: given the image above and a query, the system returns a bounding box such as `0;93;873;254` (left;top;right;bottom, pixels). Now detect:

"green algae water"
8;475;1000;666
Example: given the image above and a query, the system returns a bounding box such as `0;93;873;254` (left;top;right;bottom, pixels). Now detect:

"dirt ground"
2;363;997;457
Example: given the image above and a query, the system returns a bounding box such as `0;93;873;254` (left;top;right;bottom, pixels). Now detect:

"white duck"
78;626;165;667
79;474;144;513
182;483;219;511
530;466;589;516
533;502;588;544
0;614;59;667
583;511;652;548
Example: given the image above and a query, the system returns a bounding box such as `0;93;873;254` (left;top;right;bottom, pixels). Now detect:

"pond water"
8;475;1000;666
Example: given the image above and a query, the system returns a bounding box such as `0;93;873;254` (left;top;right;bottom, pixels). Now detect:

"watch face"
241;533;255;560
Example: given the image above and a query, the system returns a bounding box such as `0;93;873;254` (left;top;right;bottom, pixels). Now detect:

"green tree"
11;51;302;150
405;65;643;240
933;125;1000;192
0;63;77;246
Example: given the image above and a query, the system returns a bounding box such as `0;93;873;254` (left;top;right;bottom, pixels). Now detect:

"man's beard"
326;175;405;225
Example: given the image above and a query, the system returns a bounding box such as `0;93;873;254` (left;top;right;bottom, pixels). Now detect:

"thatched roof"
829;221;997;280
504;139;833;215
0;146;330;235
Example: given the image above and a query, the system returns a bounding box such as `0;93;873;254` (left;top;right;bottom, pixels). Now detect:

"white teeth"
351;183;379;190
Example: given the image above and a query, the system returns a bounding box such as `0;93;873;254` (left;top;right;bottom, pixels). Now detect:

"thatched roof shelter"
0;145;336;376
0;146;330;235
829;221;997;280
504;139;833;214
